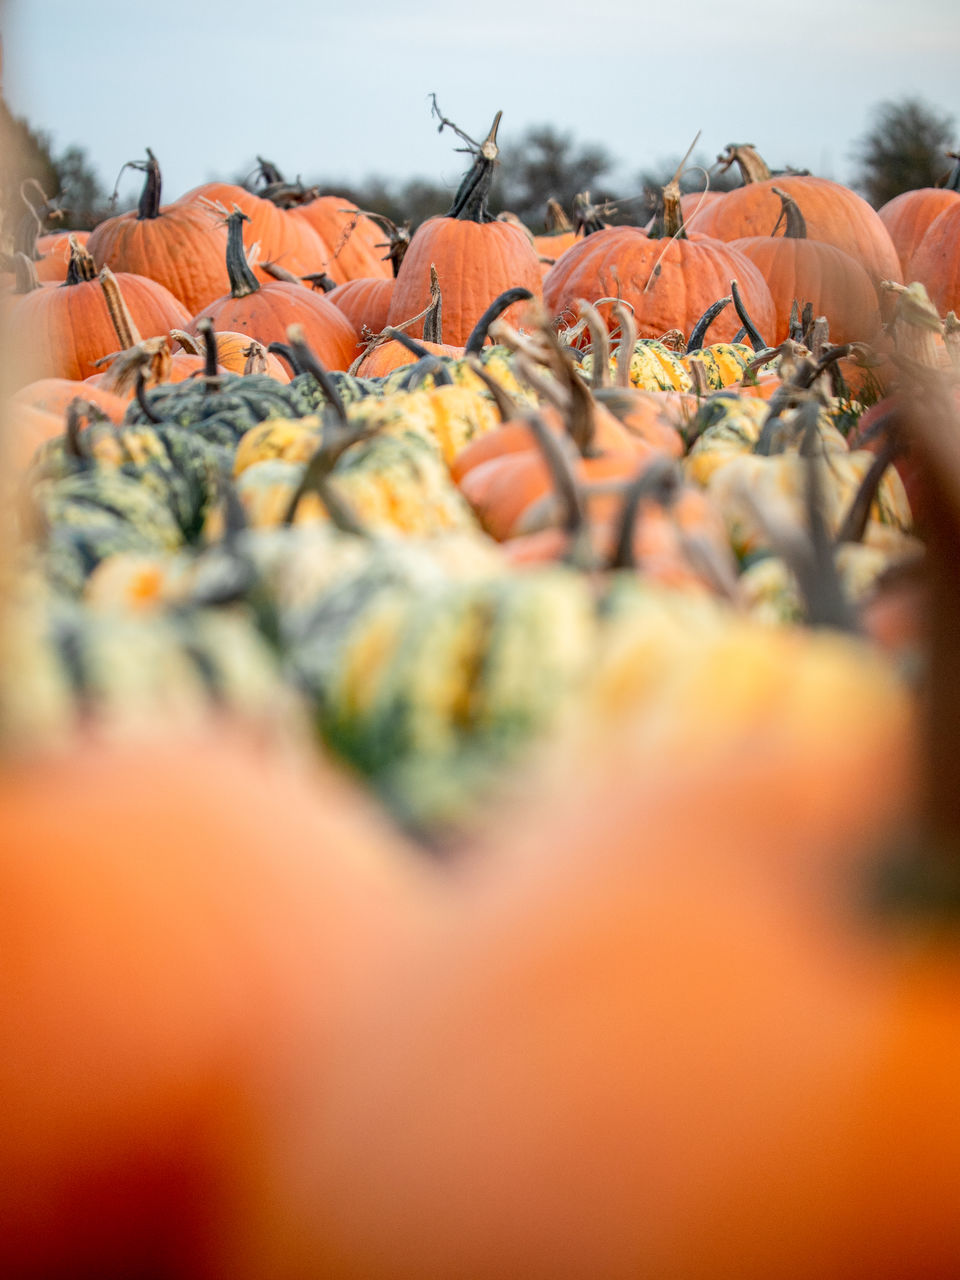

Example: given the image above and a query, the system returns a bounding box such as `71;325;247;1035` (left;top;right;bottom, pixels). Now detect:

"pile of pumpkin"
3;115;960;1278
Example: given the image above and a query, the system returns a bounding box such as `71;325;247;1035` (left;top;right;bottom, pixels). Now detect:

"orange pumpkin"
386;112;543;344
0;721;434;1279
5;238;190;387
695;144;903;291
878;156;960;276
544;183;776;346
731;188;882;345
87;149;229;314
188;211;358;370
175;180;330;282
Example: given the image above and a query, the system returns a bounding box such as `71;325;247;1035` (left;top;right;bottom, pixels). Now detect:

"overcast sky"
3;0;959;206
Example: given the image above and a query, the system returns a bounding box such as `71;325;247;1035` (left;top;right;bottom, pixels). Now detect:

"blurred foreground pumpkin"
0;724;434;1279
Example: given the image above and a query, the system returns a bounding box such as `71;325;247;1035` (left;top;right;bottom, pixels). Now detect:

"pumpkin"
12;378;129;425
878;155;960;275
385;112;543;344
695;144;903;292
326;277;395;356
188;211;358;371
87;150;230;315
0;719;433;1280
905;200;960;318
291;195;394;283
175;179;330;282
5;238;190;387
731;188;882;345
543;181;776;346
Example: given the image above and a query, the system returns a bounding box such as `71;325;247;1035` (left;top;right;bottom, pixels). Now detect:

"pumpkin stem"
242;340;270;376
170;328;202;355
687;296;732;353
134;369;163;423
286;323;348;427
131;148;162;220
193;317;220;386
715;144;773;184
464;287;534;355
255;156;286;187
423;266;443;344
572;191;615;236
358;211;412;277
14;204;42;263
64;235;98;285
224;207;260;299
770;186;807;238
267;342;304;376
403;356;454;390
730;279;767;352
648;180;686;241
260;260;305;286
99;266;143;349
440;104;503;223
544;199;573;234
301;272;338;293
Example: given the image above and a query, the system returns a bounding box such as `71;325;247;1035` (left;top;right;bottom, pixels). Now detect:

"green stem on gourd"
730;279;767;351
687;296;732;353
463;287;534;355
286;323;348;427
224;208;260;299
942;151;960;192
834;427;901;545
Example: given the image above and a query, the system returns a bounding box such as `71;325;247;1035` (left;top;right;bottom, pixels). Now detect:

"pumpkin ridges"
906;202;960;318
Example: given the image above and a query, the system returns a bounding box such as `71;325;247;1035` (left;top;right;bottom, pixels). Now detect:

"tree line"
1;96;956;244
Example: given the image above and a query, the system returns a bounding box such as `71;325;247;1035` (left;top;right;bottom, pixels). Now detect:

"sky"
3;0;960;207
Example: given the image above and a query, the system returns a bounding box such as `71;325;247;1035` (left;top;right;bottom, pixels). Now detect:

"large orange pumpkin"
5;238;190;386
386;112;543;344
188;211;358;370
543;184;776;346
0;722;435;1280
731;188;882;345
695;144;903;291
878;167;960;277
87;149;230;314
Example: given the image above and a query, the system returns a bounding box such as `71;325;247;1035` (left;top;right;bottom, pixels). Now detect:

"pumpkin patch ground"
2;52;960;1278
